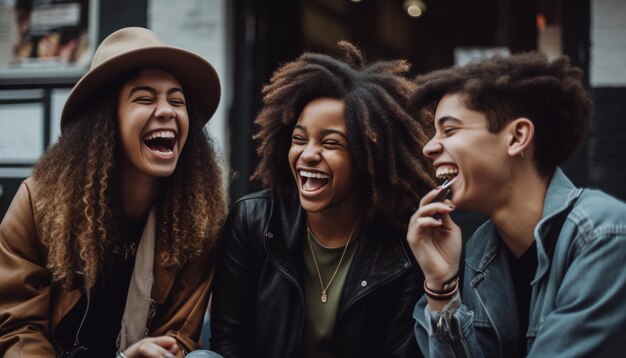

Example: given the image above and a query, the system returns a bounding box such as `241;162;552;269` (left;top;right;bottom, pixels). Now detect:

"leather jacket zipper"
273;261;305;357
264;230;305;358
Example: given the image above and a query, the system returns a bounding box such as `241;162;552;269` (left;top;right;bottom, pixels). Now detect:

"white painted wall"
591;0;626;87
148;0;229;158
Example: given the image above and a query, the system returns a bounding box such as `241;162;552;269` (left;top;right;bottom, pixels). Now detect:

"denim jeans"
185;350;223;358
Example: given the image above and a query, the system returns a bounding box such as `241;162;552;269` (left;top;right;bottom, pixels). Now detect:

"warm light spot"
537;13;546;31
407;4;422;17
403;0;427;18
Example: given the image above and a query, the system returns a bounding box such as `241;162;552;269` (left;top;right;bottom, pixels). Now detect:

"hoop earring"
520;151;525;158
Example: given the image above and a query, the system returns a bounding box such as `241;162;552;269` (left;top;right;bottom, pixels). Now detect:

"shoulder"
234;188;273;203
23;176;35;188
573;188;626;216
224;188;282;235
228;188;273;218
0;177;42;259
18;177;37;201
228;188;301;220
561;189;626;254
220;190;279;263
4;177;37;221
231;188;273;209
568;189;626;235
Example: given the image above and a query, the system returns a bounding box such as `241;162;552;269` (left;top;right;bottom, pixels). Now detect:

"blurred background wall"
1;0;625;238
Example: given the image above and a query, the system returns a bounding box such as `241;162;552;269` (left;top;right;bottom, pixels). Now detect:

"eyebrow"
127;86;184;98
435;115;462;127
293;125;348;139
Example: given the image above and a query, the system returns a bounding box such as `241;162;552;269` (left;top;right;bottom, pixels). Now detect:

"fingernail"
448;204;455;209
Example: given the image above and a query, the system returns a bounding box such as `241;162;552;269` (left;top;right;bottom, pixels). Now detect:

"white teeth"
154;149;173;155
436;167;459;179
144;130;176;140
299;170;330;179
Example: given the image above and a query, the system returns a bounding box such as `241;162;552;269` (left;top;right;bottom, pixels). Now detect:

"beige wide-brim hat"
61;27;220;132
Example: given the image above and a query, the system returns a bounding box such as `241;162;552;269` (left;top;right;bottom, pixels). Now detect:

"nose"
301;143;321;163
423;137;442;159
155;100;176;120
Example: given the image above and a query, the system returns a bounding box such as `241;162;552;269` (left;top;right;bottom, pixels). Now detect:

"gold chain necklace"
306;217;360;304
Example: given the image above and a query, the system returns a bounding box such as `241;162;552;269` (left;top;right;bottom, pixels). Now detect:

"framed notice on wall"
0;103;44;164
0;0;98;81
0;89;45;165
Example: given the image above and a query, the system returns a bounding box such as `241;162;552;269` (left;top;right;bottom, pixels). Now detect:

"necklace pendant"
321;292;328;303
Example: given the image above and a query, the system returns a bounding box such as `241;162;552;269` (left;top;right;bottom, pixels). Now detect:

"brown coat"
0;179;215;357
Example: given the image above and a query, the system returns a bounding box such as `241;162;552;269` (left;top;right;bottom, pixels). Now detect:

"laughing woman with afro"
210;41;435;358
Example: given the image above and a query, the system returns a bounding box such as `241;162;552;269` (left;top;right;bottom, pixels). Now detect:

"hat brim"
61;45;220;131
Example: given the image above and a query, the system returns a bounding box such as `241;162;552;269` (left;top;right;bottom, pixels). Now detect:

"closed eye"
322;140;344;148
291;135;307;144
135;96;155;104
169;98;186;106
442;126;458;136
435;116;462;137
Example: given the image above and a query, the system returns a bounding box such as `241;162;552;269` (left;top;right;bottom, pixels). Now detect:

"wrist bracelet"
424;271;460;301
424;280;459;301
425;271;459;294
442;271;460;290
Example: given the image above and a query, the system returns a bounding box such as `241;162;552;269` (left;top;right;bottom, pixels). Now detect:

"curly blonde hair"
32;80;227;289
252;41;435;225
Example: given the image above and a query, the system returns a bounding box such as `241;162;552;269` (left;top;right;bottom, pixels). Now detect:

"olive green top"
299;229;358;358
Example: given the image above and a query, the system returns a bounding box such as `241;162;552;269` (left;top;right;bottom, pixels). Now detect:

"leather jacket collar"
263;189;414;317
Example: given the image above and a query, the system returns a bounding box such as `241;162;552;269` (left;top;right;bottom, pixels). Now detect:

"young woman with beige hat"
0;27;227;358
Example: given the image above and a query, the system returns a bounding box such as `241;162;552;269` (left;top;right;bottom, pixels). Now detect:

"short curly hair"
252;41;435;224
411;52;592;177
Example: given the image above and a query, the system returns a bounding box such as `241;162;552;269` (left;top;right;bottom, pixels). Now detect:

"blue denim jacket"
413;168;626;357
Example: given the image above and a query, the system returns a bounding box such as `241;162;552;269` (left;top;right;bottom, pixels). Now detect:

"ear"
506;118;534;157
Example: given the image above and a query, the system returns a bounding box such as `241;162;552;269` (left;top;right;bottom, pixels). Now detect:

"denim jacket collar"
533;168;583;284
465;168;582;274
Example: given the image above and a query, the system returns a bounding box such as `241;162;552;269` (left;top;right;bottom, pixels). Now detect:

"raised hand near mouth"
406;183;462;311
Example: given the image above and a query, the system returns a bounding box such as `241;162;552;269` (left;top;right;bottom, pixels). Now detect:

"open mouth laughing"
299;169;330;192
142;130;177;156
435;165;459;182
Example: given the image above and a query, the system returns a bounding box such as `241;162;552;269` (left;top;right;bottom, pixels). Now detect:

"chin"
145;165;178;178
298;197;327;214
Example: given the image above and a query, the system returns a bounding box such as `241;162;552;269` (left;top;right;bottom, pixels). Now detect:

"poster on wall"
0;0;98;81
0;102;44;164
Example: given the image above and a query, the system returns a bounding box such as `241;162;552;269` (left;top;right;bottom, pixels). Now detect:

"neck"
306;202;361;248
119;167;161;220
490;170;550;258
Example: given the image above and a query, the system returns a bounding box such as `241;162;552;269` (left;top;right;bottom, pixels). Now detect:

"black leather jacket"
211;189;424;358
